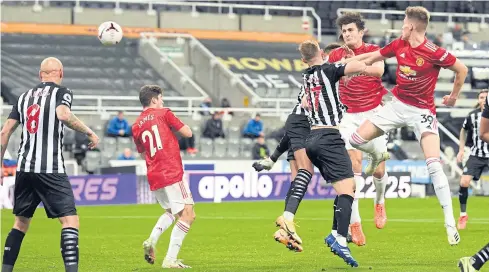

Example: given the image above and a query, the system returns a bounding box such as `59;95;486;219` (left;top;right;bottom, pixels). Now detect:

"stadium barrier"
1;160;419;208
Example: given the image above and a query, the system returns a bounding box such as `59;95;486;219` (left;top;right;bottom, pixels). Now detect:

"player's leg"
349;103;398;175
459;242;489;271
275;116;313;245
371;131;389;229
458;174;472;230
163;181;195;268
418;131;459;245
274;157;304;252
143;188;175;264
458;156;484;230
347;149;366;246
2;172;39;272
36;174;79;272
306;129;358;267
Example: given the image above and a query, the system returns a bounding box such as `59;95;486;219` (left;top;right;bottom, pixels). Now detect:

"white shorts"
154;181;194;215
369;98;438;141
340;105;388;151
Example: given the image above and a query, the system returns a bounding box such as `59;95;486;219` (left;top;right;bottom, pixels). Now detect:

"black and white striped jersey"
8;82;73;173
302;62;347;126
463;109;489;158
290;86;308;115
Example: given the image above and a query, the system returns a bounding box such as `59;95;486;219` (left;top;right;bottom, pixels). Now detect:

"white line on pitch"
79;215;489;223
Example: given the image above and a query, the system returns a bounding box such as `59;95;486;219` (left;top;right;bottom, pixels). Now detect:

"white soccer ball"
98;21;123;45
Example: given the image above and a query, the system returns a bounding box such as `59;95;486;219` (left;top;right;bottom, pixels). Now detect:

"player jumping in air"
458;93;489;271
456;89;488;230
1;57;100;272
298;40;382;267
342;6;468;245
327;12;390;246
132;85;195;269
253;43;342;252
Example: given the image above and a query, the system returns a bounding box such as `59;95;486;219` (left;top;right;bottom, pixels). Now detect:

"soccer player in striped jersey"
298;40;382;267
458;93;489;271
252;43;343;252
1;57;100;272
456;89;488;229
342;6;468;245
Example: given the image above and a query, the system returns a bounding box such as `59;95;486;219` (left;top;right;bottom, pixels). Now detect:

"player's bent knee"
14;216;31;233
59;215;79;229
460;176;472;187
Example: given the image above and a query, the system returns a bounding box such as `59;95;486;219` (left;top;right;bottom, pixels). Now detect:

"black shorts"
13;172;77;219
285;114;310;152
305;128;353;183
463;156;489;181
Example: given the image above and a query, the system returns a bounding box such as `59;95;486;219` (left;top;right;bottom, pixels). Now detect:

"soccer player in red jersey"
343;6;468;245
327;12;389;246
132;85;195;268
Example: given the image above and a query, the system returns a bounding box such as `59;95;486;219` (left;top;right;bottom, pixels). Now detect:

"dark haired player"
327;12;390;245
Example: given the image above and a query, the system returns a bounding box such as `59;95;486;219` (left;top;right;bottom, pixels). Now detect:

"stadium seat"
84;150;101;173
214;138;227;157
117;137;133;153
1;33;184;108
199;139;213;158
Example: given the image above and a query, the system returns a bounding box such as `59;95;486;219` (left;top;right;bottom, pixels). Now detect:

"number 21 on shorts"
142;125;163;157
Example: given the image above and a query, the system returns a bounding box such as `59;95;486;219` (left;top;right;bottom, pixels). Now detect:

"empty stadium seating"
4;0;488;35
1;33;182;107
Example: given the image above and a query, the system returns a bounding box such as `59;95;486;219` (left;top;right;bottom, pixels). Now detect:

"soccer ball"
98;21;123;45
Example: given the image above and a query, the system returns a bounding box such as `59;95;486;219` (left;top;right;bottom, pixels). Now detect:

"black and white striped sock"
472;242;489;270
60;227;79;272
285;169;312;215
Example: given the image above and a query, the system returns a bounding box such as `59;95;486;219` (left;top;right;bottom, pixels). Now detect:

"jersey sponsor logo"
416;57;424;66
399;66;416;76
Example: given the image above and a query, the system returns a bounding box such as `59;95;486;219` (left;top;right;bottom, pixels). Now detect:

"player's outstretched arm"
343;60;382;78
56;105;99;149
341;50;386;66
442;59;469;107
0;119;19;161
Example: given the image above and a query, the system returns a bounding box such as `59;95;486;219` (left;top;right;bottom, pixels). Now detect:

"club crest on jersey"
416;57;424;66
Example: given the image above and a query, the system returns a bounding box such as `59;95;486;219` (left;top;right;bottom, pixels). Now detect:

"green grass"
1;197;487;271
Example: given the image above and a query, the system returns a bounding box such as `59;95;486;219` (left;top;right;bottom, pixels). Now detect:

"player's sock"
472;242;489;270
60;227;79;272
166;220;190;261
426;158;456;227
350;173;362;224
349;132;377;155
373;171;388;205
284;181;296;212
2;228;25;272
335;194;354;246
332;195;339;234
284;169;312;216
149;212;175;246
459;186;468;215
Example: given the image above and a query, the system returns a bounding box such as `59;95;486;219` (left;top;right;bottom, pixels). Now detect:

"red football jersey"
379;37;456;113
328;43;388;113
132;108;184;191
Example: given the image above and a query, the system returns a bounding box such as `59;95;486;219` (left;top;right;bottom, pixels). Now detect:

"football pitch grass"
1;197;487;272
